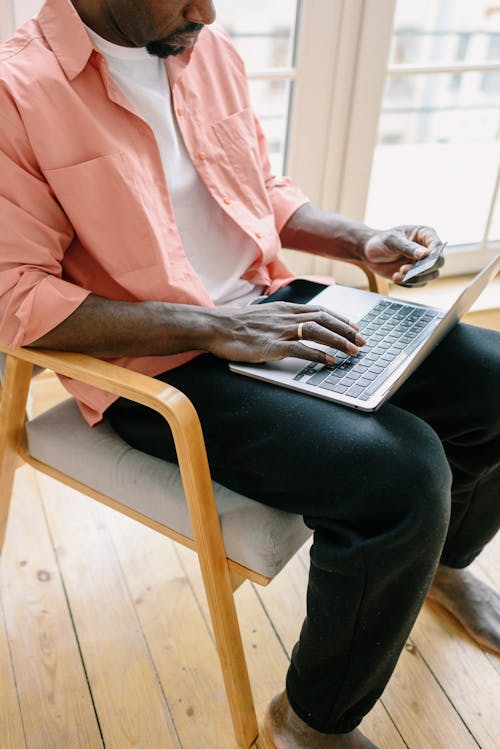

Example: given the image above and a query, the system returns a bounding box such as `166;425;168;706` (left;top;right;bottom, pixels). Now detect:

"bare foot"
264;692;379;749
427;565;500;653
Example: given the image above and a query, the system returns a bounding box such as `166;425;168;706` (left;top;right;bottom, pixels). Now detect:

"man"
0;1;499;747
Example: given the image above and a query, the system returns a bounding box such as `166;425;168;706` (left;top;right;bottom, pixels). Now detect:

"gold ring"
297;322;305;340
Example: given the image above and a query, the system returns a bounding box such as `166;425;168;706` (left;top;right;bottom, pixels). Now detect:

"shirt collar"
37;0;194;83
37;0;94;81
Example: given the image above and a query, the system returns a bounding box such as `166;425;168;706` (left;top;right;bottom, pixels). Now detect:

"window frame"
284;0;500;279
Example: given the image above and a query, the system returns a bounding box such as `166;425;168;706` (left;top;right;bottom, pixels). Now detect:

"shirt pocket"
211;109;269;214
44;152;160;276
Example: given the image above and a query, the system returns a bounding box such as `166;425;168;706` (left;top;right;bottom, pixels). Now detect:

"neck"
71;0;135;47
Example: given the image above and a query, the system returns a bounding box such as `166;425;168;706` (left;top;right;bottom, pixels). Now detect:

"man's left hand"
363;224;443;286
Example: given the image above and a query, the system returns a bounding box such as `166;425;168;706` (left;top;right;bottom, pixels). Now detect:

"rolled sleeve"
11;274;90;348
0;104;90;349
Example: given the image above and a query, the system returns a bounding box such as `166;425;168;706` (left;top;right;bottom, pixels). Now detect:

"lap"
107;338;461;522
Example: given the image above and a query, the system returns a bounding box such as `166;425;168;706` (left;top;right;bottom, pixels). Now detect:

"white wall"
14;0;42;27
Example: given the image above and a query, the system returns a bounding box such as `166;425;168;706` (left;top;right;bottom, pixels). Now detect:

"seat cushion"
26;399;311;578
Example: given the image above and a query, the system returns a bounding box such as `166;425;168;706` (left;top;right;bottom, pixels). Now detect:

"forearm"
26;292;364;368
279;202;375;261
27;293;219;358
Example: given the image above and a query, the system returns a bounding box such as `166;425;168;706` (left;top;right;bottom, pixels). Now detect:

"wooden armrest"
0;344;213;514
0;344;197;436
0;344;225;573
336;258;389;295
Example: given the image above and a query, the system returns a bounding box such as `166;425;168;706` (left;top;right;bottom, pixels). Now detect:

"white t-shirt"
84;25;262;306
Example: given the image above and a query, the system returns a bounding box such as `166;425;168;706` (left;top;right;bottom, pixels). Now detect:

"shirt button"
176;107;184;117
198;152;207;161
223;197;231;205
255;232;263;239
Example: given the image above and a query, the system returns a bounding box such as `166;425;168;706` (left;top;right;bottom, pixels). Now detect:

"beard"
145;22;203;58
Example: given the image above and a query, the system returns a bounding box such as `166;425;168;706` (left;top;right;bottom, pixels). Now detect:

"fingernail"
326;354;335;366
415;249;426;258
356;333;366;346
347;343;359;356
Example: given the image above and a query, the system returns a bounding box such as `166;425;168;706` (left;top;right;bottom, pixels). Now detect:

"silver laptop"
229;254;500;412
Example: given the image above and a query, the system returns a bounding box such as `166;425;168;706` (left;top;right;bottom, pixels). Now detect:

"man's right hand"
205;302;365;366
28;294;365;367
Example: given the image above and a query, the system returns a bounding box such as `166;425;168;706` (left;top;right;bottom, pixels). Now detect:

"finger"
397;269;441;288
300;305;360;332
411;225;442;250
283;341;337;366
385;234;429;261
296;320;363;355
392;255;444;285
284;302;358;330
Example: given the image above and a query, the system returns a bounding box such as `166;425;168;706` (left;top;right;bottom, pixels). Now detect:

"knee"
444;325;500;435
379;415;452;546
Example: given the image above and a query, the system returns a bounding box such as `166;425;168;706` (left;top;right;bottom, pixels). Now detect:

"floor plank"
105;506;237;749
1;468;103;749
381;641;479;749
410;602;500;748
0;595;26;749
38;473;181;749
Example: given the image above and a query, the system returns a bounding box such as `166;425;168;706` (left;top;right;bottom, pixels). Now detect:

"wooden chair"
0;263;386;748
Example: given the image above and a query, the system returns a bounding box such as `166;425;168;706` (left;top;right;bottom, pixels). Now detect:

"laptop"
229;253;500;412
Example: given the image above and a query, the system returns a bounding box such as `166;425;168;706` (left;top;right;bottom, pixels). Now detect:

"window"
364;0;500;271
215;0;300;176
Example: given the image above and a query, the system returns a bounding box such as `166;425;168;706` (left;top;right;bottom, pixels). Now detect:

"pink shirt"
0;0;309;424
0;0;307;424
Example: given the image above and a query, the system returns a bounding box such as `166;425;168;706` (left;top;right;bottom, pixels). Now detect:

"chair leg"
0;356;33;553
199;556;259;748
167;393;259;746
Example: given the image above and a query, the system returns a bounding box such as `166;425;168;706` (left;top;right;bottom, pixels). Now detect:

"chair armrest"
0;344;212;519
336;258;389;295
0;344;196;435
0;343;232;584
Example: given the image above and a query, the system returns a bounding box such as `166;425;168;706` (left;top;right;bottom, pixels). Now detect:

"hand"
206;302;366;366
363;225;444;286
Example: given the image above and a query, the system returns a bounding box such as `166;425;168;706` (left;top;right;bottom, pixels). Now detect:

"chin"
145;41;185;58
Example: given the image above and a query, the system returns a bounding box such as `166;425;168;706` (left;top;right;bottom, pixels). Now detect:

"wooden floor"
1;318;500;748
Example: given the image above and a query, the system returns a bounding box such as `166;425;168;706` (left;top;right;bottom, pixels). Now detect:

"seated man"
0;1;499;747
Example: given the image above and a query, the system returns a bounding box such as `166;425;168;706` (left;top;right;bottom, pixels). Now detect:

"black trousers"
107;322;500;734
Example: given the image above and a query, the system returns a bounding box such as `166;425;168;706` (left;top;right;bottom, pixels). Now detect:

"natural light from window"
215;0;299;176
365;0;500;251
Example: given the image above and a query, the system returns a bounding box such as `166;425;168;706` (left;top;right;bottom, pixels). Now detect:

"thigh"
390;322;500;443
107;354;451;532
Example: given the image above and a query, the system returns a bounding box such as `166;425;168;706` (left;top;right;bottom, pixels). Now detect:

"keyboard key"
358;378;372;387
306;367;331;386
347;385;364;398
320;381;348;393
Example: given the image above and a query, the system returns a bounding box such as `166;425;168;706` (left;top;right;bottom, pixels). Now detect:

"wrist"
173;305;231;353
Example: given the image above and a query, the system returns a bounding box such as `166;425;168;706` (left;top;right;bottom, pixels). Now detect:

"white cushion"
26;399;311;577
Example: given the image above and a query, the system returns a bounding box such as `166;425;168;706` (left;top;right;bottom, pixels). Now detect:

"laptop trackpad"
311;284;381;324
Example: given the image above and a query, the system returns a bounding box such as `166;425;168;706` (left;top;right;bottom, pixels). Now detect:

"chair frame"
0;263;387;748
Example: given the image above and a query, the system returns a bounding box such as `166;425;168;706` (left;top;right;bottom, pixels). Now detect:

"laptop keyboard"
293;300;441;402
